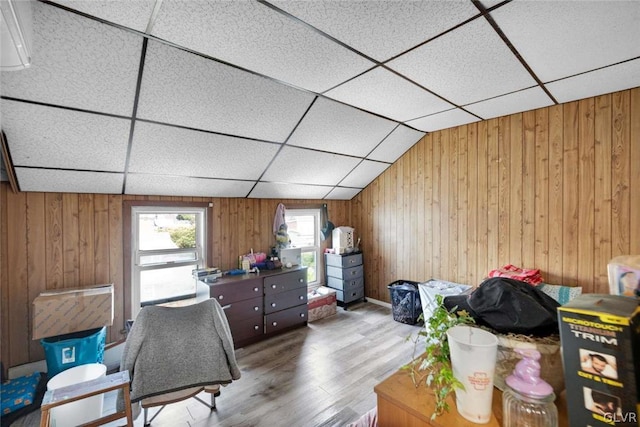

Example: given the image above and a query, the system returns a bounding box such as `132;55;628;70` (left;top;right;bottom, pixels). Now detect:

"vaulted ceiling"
1;0;639;199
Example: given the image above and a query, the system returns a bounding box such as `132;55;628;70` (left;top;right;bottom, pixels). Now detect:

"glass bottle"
502;348;558;427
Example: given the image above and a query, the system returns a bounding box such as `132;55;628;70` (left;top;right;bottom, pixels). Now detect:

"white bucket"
47;363;107;427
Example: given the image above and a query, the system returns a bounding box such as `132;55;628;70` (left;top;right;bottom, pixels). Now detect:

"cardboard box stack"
558;294;640;426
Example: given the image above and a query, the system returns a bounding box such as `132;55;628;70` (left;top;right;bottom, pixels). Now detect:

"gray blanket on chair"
120;298;241;403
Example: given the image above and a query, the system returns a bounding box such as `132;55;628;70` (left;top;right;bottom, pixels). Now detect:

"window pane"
140;264;196;305
286;214;317;247
138;213;196;250
301;251;317;283
139;252;197;266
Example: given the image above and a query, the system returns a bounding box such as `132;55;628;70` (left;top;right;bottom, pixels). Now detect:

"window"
285;208;321;286
129;205;207;318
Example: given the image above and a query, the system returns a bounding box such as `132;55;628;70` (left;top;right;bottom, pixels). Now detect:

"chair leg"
144;405;166;426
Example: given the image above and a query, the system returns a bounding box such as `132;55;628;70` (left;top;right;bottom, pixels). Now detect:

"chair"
119;298;241;425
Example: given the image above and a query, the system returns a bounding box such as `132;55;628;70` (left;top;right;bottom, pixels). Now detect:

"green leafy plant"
169;226;196;248
402;294;475;420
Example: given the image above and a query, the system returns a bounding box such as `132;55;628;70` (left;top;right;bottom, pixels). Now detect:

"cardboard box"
32;284;114;340
308;286;337;322
558;294;640;426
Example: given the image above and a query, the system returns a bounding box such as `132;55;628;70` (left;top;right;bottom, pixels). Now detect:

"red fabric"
488;264;543;286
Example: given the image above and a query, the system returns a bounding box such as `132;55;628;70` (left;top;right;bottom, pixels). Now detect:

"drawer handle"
299;278;303;283
272;321;277;327
253;287;259;292
254;325;260;331
271;303;276;307
254;306;259;311
299;295;304;300
300;313;305;318
350;259;356;264
218;295;224;300
351;292;357;297
221;304;231;310
350;271;357;276
271;284;277;289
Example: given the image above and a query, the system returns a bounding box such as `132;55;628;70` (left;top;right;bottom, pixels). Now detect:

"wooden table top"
374;368;569;427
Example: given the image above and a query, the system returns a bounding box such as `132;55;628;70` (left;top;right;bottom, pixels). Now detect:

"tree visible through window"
285;208;321;286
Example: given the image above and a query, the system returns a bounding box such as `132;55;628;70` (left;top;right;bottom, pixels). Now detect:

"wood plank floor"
15;302;422;427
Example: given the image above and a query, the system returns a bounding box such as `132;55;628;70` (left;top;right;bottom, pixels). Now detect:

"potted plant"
403;294;475;420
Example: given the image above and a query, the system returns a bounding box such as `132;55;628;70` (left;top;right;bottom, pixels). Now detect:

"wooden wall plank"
594;94;613;288
45;194;63;289
78;194;96;287
497;116;511;268
548;105;564;285
108;195;123;343
423;134;434;279
432;133;442;279
611;91;631;257
562;102;579;287
7;191;28;366
26;193;46;360
466;124;478;286
476;121;489;283
578;98;596;292
94;194;110;284
508;113;523;267
1;184;8;371
487;118;500;274
457;126;468;284
416;137;426;281
630;88;640;255
448;128;459;283
522;111;536;269
534;107;550;280
62;194;80;287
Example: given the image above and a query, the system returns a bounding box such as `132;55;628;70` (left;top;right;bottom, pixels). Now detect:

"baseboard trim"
366;297;391;309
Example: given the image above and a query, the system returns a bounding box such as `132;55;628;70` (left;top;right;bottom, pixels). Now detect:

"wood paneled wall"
0;192;350;369
352;88;640;302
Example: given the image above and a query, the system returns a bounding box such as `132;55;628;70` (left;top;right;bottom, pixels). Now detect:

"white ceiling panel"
50;0;157;33
271;1;479;62
490;1;640;83
126;174;255;198
465;87;554;120
261;146;360;186
340;160;390;189
129;122;279;179
325;187;362;200
136;41;315;143
15;168;124;193
1;100;131;171
406;109;480;133
546;59;640;104
249;182;333;199
387;17;536;106
325;67;454;122
0;1;142;116
367;125;425;163
287;97;396;157
150;0;374;93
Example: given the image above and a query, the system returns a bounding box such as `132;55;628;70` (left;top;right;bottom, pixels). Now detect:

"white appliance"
332;226;355;254
1;0;33;71
278;247;301;266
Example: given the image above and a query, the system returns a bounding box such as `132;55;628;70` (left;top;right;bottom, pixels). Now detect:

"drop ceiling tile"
271;1;479;62
325;187;361;200
50;0;157;33
130;122;279;179
490;1;640;82
137;41;315;143
406;108;480;133
15;168;123;193
340;160;390;188
126;174;254;198
546;59;640;104
387;17;536;106
287;97;396;157
1;100;131;171
464;87;554;120
0;1;142;116
150;0;374;93
249;182;332;199
261;146;360;186
324;67;454;122
367;125;425;163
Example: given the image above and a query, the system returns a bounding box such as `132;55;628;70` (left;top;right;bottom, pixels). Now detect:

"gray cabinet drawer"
264;269;307;295
265;304;307;334
326;265;363;281
264;288;307;314
325;253;362;268
336;286;365;304
327;276;363;292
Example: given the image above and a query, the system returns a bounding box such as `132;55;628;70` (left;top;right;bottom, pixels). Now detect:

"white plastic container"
47;363;106;427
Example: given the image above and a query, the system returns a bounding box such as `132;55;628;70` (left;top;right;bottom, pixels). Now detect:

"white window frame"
285;208;321;287
130;206;207;318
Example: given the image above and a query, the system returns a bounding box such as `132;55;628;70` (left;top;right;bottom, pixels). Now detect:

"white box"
279;248;301;266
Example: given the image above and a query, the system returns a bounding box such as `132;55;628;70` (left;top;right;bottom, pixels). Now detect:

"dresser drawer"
265;304;307;334
229;314;264;345
264;269;307;295
327;276;363;292
336;286;365;304
326;265;363;281
325;253;362;268
209;278;262;304
264;288;307;314
222;296;263;323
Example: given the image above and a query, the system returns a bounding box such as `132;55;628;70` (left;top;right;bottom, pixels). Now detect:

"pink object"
488;264;543;286
505;349;553;398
